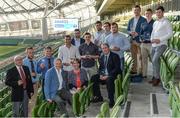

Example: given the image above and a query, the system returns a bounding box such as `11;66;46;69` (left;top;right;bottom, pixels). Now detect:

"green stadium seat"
100;102;110;117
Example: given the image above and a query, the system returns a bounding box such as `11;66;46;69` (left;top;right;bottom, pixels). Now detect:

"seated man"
92;43;121;108
44;58;72;116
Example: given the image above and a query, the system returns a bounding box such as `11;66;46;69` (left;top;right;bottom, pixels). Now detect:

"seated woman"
68;58;88;93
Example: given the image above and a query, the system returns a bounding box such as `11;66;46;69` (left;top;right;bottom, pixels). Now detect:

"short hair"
84;32;91;36
134;5;141;10
104;22;111;27
14;55;23;61
54;58;62;65
72;58;81;68
156;6;165;12
65;35;71;39
26;47;33;52
74;29;80;32
111;22;118;27
101;43;110;48
95;21;102;25
45;46;52;50
146;8;153;13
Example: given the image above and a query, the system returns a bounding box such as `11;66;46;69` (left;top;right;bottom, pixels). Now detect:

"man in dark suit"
92;43;121;108
71;29;85;48
44;58;72;116
5;55;34;117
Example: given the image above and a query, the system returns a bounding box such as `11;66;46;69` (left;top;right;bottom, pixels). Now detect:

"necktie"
48;58;51;69
76;72;81;89
104;55;108;68
30;60;36;78
19;67;27;89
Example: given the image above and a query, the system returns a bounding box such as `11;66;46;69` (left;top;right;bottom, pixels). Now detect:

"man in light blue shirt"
23;47;38;83
105;22;130;71
37;46;55;98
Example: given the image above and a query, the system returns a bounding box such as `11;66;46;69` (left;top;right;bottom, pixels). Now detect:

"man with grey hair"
44;58;72;116
5;55;34;117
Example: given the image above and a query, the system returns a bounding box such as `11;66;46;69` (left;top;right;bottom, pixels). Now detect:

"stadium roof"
0;0;96;23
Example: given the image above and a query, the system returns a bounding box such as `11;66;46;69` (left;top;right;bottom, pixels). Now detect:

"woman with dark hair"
68;58;88;93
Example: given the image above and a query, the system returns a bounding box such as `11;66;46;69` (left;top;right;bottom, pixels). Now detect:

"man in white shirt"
94;21;105;47
102;22;111;43
150;6;173;86
58;35;80;71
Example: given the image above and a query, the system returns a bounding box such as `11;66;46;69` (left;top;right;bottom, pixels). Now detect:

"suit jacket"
71;38;85;46
99;52;121;78
127;16;146;43
5;66;34;102
44;67;68;100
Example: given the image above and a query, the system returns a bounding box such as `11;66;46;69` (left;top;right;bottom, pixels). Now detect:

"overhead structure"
0;0;97;37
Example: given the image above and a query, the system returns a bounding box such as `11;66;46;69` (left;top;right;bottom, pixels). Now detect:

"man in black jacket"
92;43;121;108
71;29;85;48
5;55;34;117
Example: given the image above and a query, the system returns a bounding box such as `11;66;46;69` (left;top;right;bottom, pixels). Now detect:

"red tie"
19;67;27;89
76;72;81;89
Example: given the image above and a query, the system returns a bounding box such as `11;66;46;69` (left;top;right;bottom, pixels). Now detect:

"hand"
40;63;45;69
151;39;160;44
103;76;108;80
31;72;36;77
18;80;23;85
63;63;70;66
81;55;87;59
111;46;120;51
47;99;53;103
30;93;34;97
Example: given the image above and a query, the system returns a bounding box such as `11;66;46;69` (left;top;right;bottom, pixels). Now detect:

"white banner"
53;19;78;31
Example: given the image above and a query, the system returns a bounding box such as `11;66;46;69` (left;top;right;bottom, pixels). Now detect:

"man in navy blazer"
127;5;146;74
44;58;72;116
71;29;85;48
91;43;121;108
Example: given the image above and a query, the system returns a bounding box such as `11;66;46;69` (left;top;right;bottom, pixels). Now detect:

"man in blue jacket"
127;5;146;75
44;58;72;116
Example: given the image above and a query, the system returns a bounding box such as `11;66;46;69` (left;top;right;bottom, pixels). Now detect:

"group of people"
5;5;173;117
127;5;172;86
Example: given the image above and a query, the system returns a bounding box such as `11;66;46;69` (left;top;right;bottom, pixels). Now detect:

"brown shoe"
148;77;155;84
152;79;160;86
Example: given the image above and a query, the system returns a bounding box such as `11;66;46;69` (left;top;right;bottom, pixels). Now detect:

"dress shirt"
133;17;139;31
74;38;81;47
94;29;105;46
151;17;173;47
104;53;110;75
58;45;80;71
105;32;130;58
23;57;38;83
55;68;63;90
37;56;54;79
140;19;154;43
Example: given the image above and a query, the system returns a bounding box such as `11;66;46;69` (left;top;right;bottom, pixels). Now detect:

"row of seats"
96;95;123;117
32;90;57;117
168;81;180;117
0;87;12;117
72;82;93;116
160;48;179;89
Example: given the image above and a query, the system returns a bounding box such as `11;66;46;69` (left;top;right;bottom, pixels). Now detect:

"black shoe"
130;71;137;75
91;96;103;103
109;102;114;108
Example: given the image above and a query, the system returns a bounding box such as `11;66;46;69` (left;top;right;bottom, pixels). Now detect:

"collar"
157;17;165;21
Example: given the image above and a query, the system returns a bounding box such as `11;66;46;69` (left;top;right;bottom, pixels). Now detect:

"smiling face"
101;44;110;55
26;48;34;59
133;6;141;17
44;48;52;58
14;56;23;66
72;60;80;70
156;9;164;19
55;59;62;70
